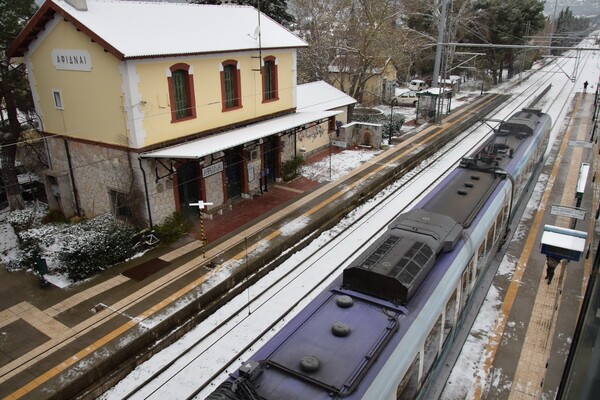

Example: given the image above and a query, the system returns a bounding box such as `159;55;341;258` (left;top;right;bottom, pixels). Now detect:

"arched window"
221;60;242;111
262;56;278;102
168;63;196;122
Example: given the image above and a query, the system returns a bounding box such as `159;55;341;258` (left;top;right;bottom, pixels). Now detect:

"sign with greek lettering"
550;205;587;220
202;161;223;178
52;49;92;71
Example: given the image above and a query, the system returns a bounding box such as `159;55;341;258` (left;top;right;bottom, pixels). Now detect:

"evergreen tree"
192;0;294;26
466;0;545;83
1;0;37;211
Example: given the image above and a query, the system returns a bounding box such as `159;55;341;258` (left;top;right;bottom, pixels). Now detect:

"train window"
495;213;503;241
423;315;442;382
397;353;421;399
477;244;485;273
444;289;458;344
485;227;494;254
460;269;470;312
470;257;477;281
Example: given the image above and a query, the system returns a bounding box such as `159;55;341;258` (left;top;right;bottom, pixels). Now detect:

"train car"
207;109;552;400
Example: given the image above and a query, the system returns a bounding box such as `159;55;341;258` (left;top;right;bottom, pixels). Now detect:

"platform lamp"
189;200;213;258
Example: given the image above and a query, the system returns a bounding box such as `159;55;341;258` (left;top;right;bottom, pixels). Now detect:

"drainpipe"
138;157;153;229
63;138;81;216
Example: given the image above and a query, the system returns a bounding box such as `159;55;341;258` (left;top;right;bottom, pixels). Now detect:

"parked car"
408;79;428;91
393;90;419;107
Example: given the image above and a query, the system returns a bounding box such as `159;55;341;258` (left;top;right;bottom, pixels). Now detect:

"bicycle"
132;229;160;254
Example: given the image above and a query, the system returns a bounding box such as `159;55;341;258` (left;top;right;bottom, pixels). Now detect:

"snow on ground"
300;147;383;183
4;36;600;397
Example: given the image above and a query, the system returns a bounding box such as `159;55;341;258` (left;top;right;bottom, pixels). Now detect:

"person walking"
545;256;559;284
584;81;589;92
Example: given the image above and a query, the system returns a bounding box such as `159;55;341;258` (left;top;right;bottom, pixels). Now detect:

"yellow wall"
134;50;296;147
27;16;297;148
28;18;128;145
329;62;397;105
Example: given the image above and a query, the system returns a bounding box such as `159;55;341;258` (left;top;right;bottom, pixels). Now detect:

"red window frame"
167;63;196;122
220;59;243;111
262;56;279;103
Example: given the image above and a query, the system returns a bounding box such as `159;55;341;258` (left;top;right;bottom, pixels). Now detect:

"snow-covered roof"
9;0;307;59
296;81;356;112
141;111;339;160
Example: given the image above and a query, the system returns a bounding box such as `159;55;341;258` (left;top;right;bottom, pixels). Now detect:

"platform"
0;93;524;400
427;91;599;400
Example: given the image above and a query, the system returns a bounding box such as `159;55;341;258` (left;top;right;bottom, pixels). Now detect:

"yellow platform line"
508;96;589;398
5;95;500;399
473;94;584;398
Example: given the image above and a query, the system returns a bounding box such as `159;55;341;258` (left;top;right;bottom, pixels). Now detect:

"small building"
8;0;346;225
438;75;462;93
328;57;397;105
296;81;357;156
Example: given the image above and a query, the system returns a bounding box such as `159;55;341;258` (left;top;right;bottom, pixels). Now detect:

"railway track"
103;54;578;399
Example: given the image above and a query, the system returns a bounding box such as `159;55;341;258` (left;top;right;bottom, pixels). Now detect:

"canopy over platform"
540;225;588;262
141;110;338;160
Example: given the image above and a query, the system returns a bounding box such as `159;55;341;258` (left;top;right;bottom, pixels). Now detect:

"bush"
154;212;189;244
56;215;136;281
6;203;47;232
282;156;305;181
383;115;406;139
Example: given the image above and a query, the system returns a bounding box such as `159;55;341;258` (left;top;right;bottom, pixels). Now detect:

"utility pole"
432;0;450;89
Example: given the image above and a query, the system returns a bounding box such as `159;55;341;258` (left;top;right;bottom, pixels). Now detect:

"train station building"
7;0;356;225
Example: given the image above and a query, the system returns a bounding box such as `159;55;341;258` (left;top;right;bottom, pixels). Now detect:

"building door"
225;148;242;200
176;161;200;221
263;137;276;183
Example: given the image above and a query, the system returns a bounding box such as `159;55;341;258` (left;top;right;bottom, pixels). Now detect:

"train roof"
251;292;402;398
342;109;550;304
209;109;552;400
424;108;549;226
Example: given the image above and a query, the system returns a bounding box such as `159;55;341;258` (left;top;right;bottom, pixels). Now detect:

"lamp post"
389;98;398;142
189;200;213;258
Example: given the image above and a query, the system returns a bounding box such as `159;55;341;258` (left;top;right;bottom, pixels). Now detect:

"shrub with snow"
2;203;136;282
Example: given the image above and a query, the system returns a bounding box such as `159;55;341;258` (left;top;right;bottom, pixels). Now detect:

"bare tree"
292;0;349;83
294;0;408;107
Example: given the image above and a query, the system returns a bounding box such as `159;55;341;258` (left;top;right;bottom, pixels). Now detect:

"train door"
176;161;200;222
225;147;242;200
263;137;276;184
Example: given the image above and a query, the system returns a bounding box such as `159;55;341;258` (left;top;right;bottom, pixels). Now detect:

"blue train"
207;109;552;400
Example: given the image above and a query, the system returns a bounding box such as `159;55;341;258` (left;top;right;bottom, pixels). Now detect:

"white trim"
51;89;64;110
120;61;146;148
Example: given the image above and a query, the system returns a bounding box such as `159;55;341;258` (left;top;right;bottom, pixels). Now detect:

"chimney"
65;0;88;11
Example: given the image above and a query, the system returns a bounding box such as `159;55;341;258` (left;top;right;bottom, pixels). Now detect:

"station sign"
202;161;223;178
550;204;587;220
52;49;92;71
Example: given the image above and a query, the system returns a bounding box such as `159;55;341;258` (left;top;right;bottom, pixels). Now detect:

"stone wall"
44;137;178;227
